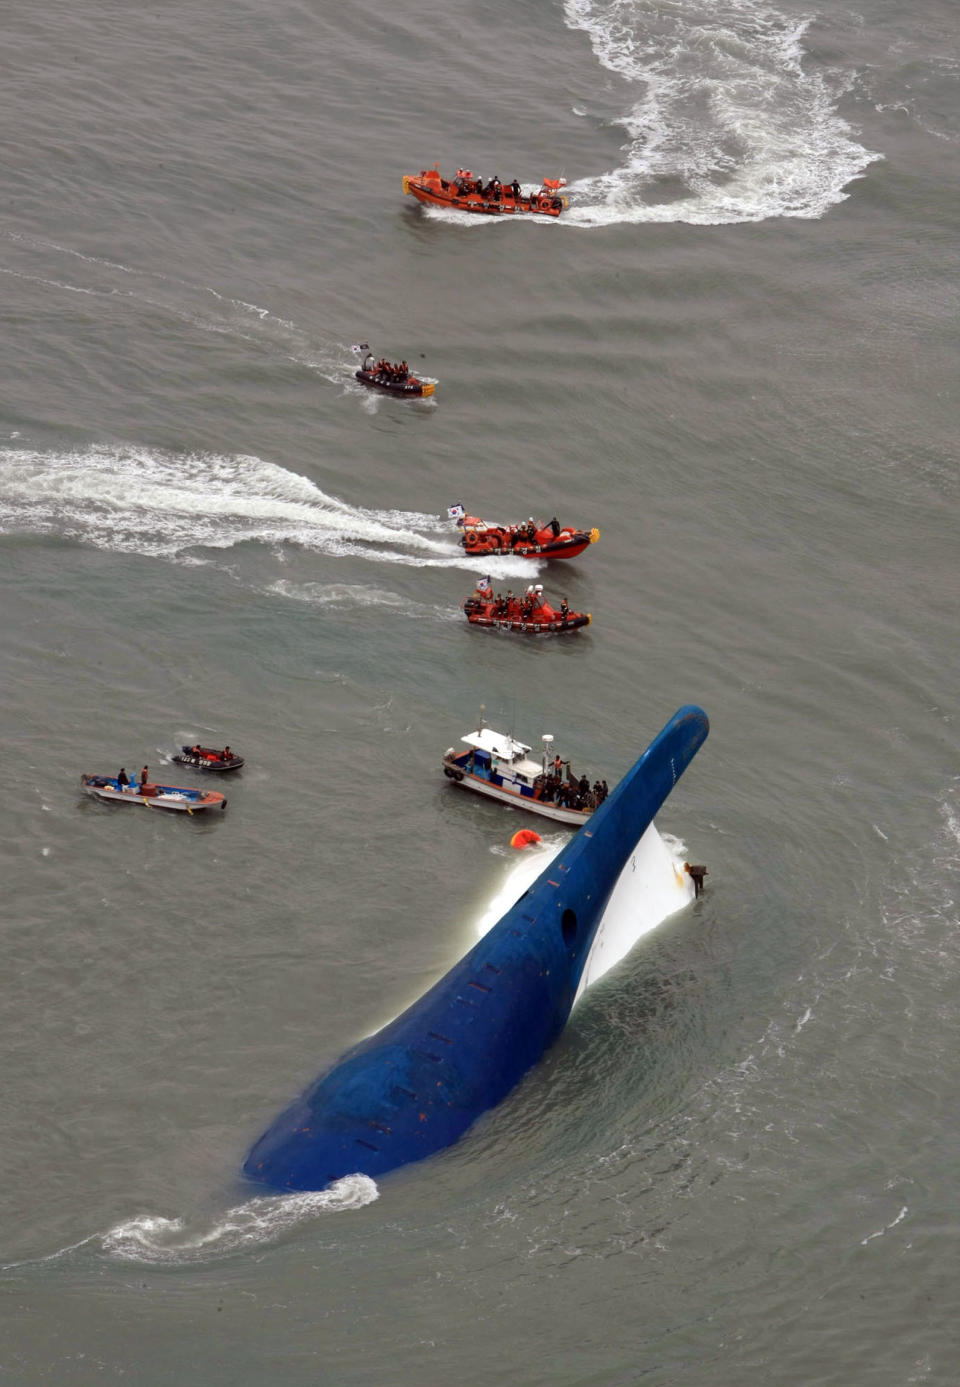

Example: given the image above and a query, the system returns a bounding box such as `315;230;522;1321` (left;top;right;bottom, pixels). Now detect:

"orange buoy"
510;829;542;849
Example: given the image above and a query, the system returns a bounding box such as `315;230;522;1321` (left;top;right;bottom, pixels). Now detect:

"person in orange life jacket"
139;766;149;792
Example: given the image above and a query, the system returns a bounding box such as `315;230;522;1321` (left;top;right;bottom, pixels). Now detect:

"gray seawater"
2;0;958;1381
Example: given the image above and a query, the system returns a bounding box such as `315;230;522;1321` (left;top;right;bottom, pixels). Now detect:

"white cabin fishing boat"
442;718;606;825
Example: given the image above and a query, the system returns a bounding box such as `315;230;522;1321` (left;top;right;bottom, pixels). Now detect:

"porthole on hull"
561;908;577;946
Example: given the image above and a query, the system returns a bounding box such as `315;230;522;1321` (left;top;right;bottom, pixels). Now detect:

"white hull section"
83;785;218;813
451;772;589;825
473;823;693;1004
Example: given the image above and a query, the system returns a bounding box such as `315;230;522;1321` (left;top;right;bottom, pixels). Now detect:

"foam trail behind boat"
242;705;709;1192
0;445;534;580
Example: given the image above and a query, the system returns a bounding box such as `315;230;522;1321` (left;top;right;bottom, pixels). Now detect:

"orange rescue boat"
457;512;599;560
463;581;590;635
403;166;568;218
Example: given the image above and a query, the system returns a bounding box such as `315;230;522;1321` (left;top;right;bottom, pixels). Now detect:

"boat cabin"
457;727;545;796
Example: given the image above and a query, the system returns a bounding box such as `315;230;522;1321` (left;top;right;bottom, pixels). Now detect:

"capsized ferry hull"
242;705;709;1191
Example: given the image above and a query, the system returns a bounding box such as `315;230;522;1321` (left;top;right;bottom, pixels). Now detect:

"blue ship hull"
243;705;709;1191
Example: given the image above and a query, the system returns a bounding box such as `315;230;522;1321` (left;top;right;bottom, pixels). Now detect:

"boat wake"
0;231;365;385
563;0;880;225
0;444;536;581
419;0;879;229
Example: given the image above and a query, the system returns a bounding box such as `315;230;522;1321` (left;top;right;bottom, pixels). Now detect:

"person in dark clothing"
510;179;521;201
560;597;570;623
600;779;608;802
684;862;708;898
579;774;590;797
139;766;149;794
549;516;561;537
117;767;129;787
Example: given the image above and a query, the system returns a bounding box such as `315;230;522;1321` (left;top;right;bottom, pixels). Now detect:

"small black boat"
355;368;435;398
172;745;244;772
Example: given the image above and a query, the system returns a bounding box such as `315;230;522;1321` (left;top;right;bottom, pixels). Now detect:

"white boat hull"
444;766;590;825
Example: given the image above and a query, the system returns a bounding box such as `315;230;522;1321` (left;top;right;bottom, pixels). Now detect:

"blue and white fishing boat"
442;716;602;825
80;775;227;813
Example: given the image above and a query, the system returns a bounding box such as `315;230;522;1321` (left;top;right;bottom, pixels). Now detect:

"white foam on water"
265;580;462;620
0;445;535;580
473;823;693;1000
562;0;880;225
861;1203;909;1245
1;1176;379;1270
96;1175;379;1263
419;203;561;229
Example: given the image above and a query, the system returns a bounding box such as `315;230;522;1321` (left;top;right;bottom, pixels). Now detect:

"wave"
264;580;463;618
1;1176;379;1272
0;444;536;580
98;1175;378;1263
562;0;880;225
418;0;879;229
0;231;365;387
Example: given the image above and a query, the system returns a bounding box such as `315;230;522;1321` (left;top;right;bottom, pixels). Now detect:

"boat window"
561;908;578;946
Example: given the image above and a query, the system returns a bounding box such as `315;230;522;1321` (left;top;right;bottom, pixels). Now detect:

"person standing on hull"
684;862;708;897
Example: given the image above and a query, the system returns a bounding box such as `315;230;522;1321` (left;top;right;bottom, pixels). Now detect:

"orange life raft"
403;167;568;218
463;583;590;635
459;514;599;560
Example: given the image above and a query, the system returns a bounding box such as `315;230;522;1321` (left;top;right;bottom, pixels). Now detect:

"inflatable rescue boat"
355;367;435;398
463;582;590;635
403;167;567;218
457;513;599;560
172;745;244;772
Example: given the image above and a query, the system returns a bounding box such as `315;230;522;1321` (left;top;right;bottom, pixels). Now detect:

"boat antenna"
541;733;554;774
477;703;485;734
